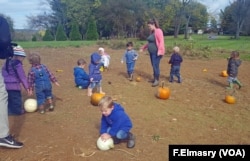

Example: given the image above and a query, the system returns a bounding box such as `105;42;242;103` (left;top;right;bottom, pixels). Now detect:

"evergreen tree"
42;29;54;41
86;17;99;40
56;24;67;41
69;22;82;40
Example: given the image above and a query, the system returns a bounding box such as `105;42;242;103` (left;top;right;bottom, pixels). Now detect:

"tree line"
1;0;250;41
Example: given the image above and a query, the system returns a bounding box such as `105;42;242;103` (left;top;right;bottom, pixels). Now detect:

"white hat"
98;47;104;52
14;45;26;57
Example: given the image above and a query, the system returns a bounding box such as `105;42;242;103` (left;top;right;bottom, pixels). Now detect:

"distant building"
197;29;203;34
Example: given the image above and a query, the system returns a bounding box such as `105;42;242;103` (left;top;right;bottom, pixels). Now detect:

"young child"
121;42;138;81
1;45;30;115
88;52;105;96
168;46;183;83
226;51;242;89
74;58;90;89
98;47;110;72
27;53;60;114
98;96;135;148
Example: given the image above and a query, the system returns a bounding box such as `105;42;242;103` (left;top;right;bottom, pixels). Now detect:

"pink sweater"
141;28;165;56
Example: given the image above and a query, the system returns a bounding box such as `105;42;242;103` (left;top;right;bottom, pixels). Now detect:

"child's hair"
98;96;114;109
231;51;239;58
77;58;87;66
28;53;41;65
173;46;180;53
126;42;133;47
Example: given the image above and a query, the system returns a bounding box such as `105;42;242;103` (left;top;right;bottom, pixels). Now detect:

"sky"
0;0;231;29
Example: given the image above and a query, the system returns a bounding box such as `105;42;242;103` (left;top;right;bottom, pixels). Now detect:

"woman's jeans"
149;52;162;80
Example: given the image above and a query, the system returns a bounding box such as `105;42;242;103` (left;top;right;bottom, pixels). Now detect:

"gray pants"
0;70;9;138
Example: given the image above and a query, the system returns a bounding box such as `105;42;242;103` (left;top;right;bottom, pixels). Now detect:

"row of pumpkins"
90;79;235;106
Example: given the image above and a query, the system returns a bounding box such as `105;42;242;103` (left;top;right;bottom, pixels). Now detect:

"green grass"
16;40;97;48
16;35;250;60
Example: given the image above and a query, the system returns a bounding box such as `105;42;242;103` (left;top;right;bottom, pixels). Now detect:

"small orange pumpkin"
156;81;170;100
91;93;105;106
136;77;141;82
221;70;228;77
225;95;236;104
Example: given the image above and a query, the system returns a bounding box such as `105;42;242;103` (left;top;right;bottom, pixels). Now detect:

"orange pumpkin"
91;93;105;106
156;82;170;100
221;70;228;77
225;95;236;104
136;77;141;82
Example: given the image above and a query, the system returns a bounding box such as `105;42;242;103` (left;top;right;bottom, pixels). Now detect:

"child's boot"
39;105;45;114
126;132;135;148
112;136;121;144
226;82;233;90
129;73;133;81
235;80;243;89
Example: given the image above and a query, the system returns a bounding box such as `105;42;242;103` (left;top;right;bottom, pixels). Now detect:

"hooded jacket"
73;66;89;88
100;103;133;136
227;58;241;77
89;52;102;82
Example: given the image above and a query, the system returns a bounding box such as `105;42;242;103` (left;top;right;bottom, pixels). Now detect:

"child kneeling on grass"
98;96;135;148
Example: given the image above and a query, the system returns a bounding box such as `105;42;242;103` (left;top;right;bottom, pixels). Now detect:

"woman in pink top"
140;18;165;87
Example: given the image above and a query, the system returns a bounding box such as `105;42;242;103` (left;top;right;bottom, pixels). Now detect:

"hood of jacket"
91;52;101;65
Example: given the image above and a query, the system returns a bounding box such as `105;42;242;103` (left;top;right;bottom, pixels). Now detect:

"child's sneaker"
39;110;45;114
127;132;135;148
49;105;54;111
0;135;23;148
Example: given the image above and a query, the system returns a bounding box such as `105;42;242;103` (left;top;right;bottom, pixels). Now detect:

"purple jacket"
2;59;29;91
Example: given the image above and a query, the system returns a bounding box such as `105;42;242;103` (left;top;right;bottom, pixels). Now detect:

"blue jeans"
149;52;162;80
170;66;181;82
126;62;135;75
35;82;52;106
107;127;128;139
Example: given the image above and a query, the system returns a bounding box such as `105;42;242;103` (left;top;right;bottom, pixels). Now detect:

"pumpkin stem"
161;81;165;88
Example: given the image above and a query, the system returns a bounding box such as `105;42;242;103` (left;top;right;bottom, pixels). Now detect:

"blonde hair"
28;53;41;65
173;46;180;53
98;96;114;109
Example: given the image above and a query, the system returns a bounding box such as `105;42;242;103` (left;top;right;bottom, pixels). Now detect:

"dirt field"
0;46;249;161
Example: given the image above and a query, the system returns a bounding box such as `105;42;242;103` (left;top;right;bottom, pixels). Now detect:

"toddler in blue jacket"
98;96;135;148
74;58;89;89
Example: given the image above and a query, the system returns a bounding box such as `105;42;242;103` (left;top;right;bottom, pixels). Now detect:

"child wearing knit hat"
1;45;31;115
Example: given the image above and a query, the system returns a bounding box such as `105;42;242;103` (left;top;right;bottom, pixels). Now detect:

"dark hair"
126;41;133;47
231;51;239;58
77;58;86;66
147;18;160;28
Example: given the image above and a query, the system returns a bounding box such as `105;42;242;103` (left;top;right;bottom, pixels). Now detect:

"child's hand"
100;133;111;141
121;61;124;64
55;82;60;86
139;49;143;52
27;89;33;96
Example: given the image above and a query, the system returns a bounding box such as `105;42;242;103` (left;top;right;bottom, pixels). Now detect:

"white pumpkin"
24;98;37;112
96;137;114;151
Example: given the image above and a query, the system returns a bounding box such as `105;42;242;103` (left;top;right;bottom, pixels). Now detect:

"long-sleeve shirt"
121;49;138;63
100;103;133;136
27;64;57;90
2;59;29;91
141;28;165;56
